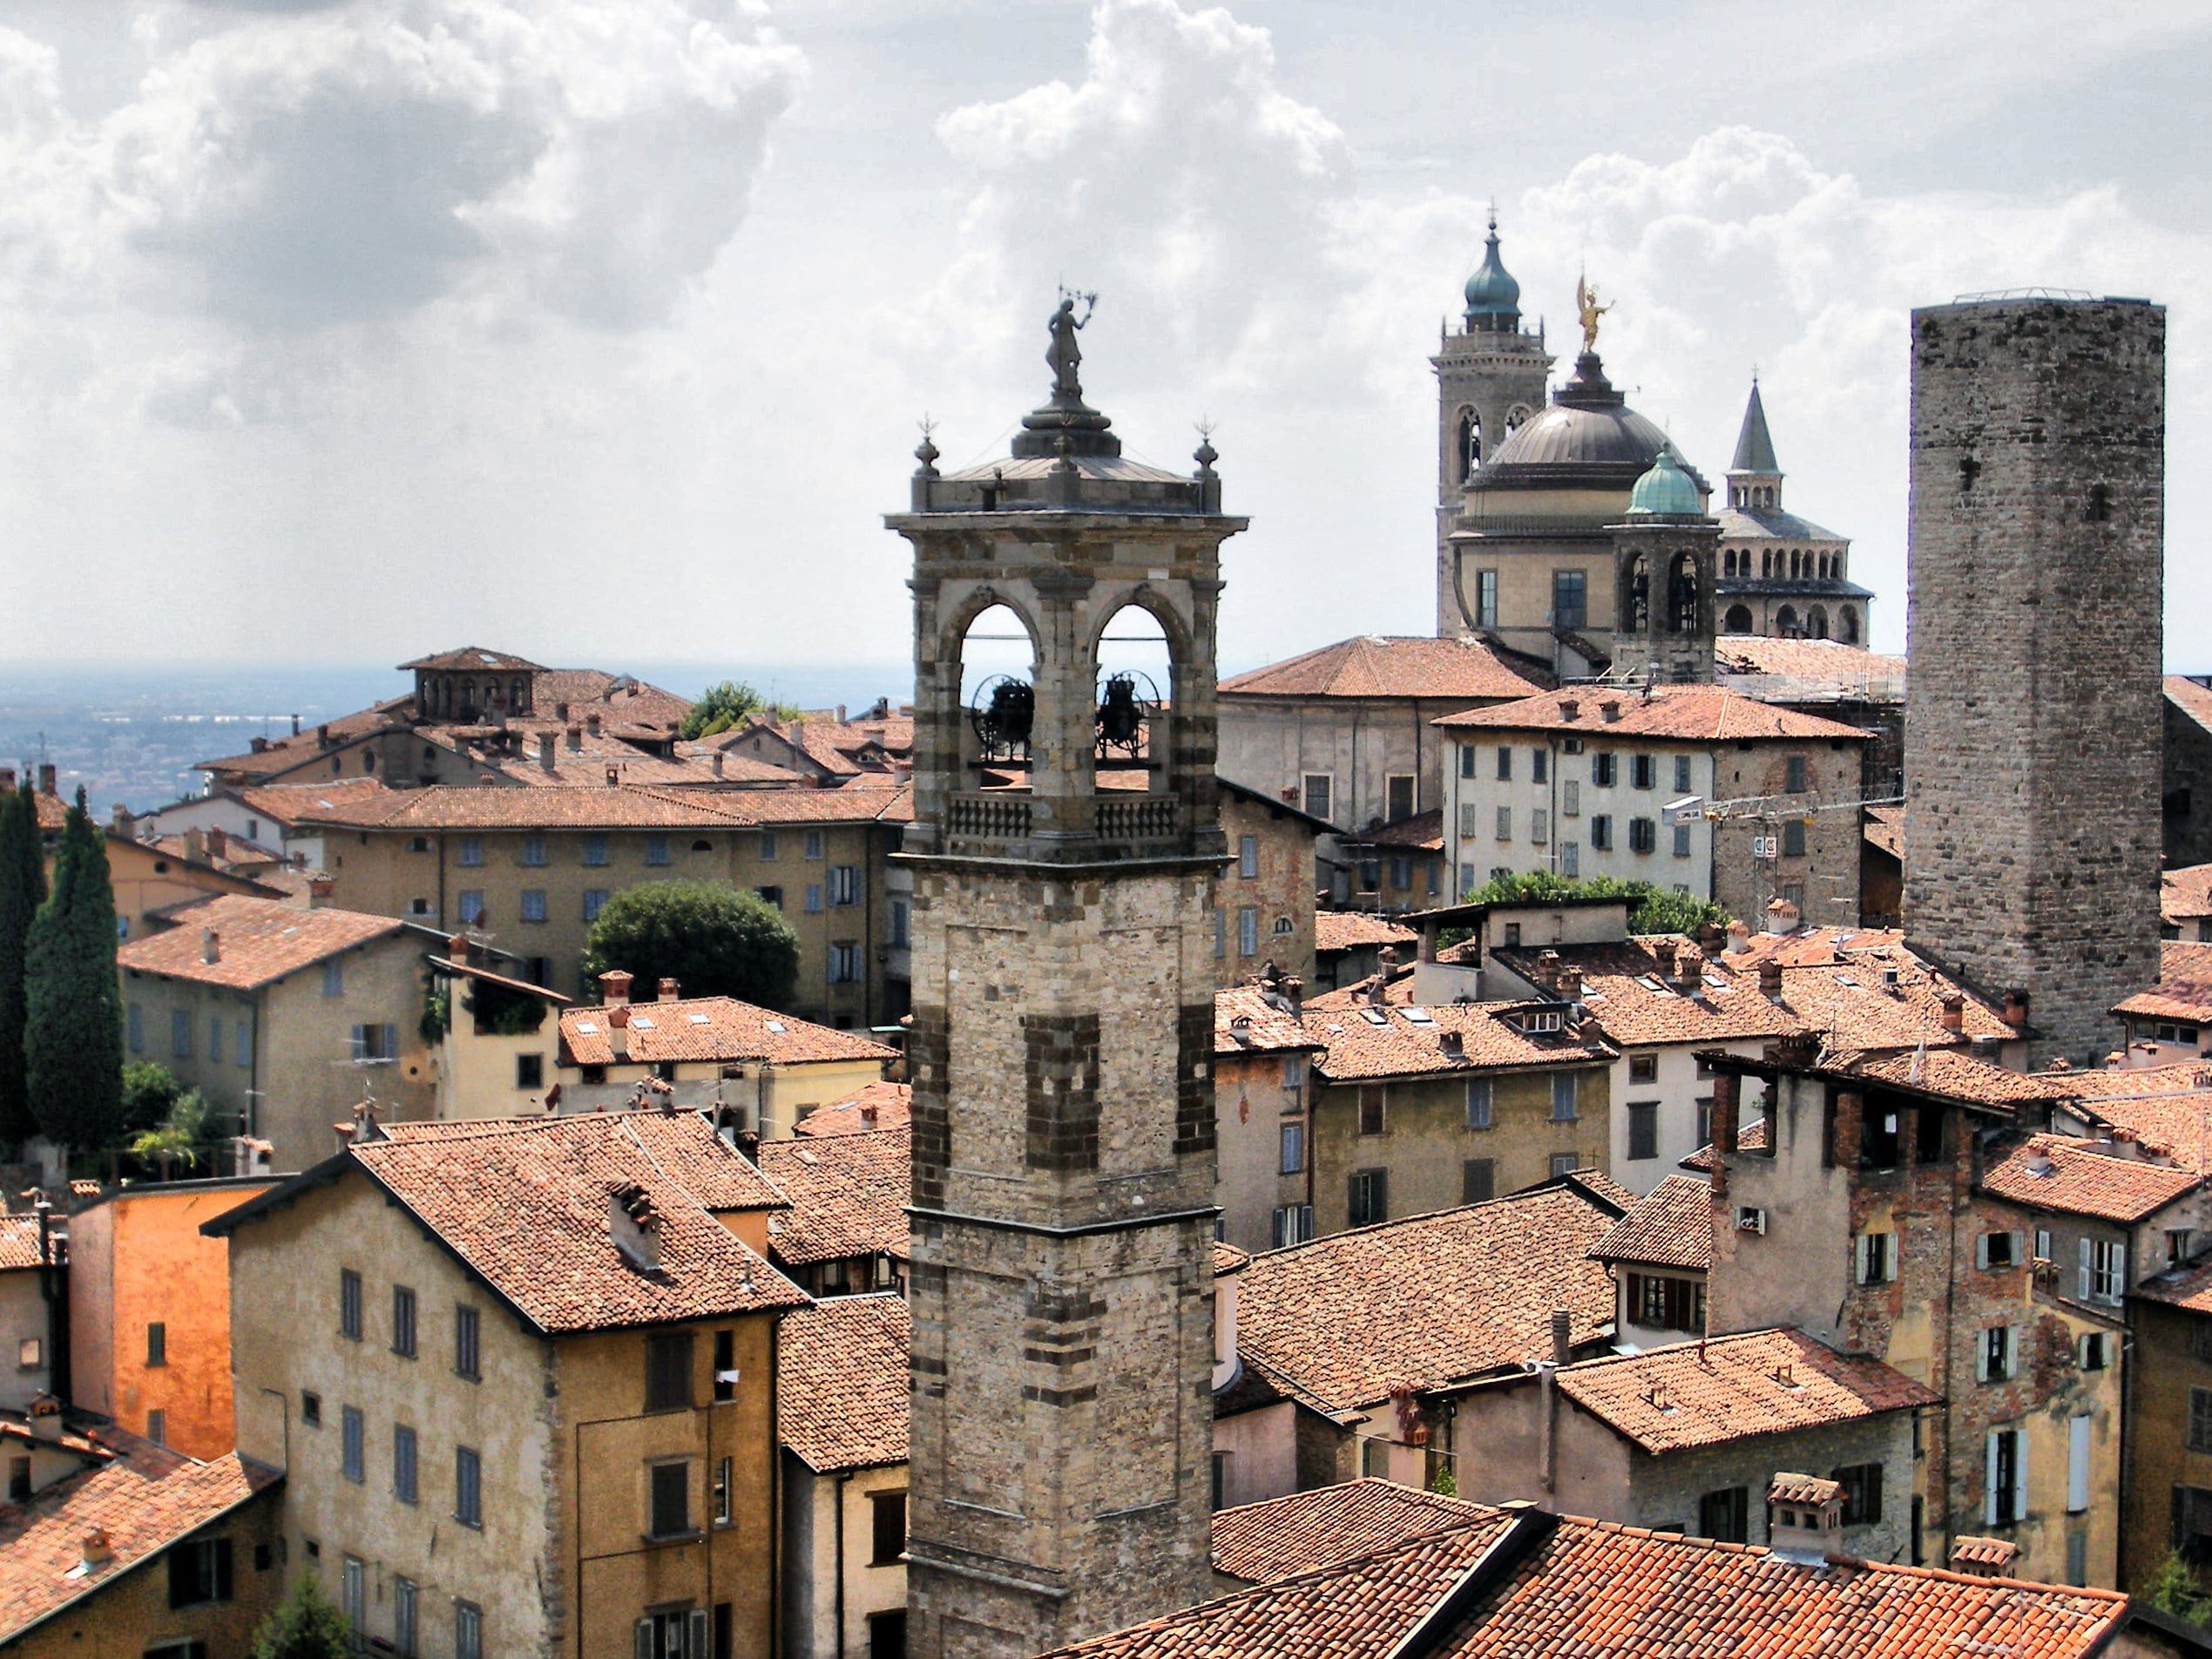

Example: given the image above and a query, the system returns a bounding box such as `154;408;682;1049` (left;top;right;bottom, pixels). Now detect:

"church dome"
1627;447;1702;517
1463;216;1520;322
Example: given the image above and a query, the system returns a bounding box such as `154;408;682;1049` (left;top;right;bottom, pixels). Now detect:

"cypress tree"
24;789;124;1153
0;781;43;1144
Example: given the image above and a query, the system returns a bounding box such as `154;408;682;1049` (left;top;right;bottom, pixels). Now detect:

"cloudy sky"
0;0;2203;680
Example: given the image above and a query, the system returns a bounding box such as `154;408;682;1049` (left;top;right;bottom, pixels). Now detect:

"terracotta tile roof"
1315;912;1417;953
1590;1174;1714;1270
1210;1480;1490;1582
1979;1134;2200;1222
220;1113;803;1335
0;1217;46;1272
1343;809;1444;851
229;777;402;826
560;997;895;1069
1215;986;1322;1056
1715;636;1906;694
1310;1000;1614;1083
1951;1535;2020;1571
2168;675;2212;738
1047;1509;2132;1659
1495;939;1800;1046
1839;1049;2067;1107
1221;635;1546;702
776;1292;909;1473
2047;1069;2212;1173
1554;1328;1938;1455
1864;805;1903;859
258;780;910;832
1235;1179;1626;1412
196;701;412;778
794;1082;912;1138
1681;1116;1770;1172
0;1439;279;1643
1302;970;1417;1014
1437;681;1871;743
2134;1255;2212;1313
2114;941;2212;1024
116;894;407;990
2167;865;2212;924
1762;951;2019;1052
29;793;66;833
759;1126;910;1268
398;646;547;673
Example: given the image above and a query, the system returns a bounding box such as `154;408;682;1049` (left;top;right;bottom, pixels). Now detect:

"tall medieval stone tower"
1904;295;2165;1063
1434;213;1552;635
887;305;1242;1659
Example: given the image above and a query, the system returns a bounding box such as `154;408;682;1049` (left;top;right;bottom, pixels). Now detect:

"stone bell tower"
887;300;1244;1659
1609;448;1718;686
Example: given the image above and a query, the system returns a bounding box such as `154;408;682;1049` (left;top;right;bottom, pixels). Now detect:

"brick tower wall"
1904;297;2166;1063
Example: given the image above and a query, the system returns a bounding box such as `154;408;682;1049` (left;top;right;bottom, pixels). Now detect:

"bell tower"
888;300;1246;1659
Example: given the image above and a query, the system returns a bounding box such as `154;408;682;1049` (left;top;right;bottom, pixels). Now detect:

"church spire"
1463;209;1522;332
1730;378;1781;475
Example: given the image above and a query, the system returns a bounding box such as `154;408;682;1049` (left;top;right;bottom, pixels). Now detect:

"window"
2082;1238;2127;1304
1986;1428;2024;1526
520;835;547;866
456;889;485;925
871;1490;907;1565
2079;1332;2109;1371
890;898;910;947
1532;748;1548;783
210;1014;222;1060
1495;806;1512;841
646;834;670;867
804;884;824;913
1673;822;1693;857
1832;1463;1884;1526
456;1600;483;1659
1631;754;1655;790
1238;835;1258;878
1462;1159;1496;1204
1213;909;1225;960
1627;1054;1658;1085
455;1446;483;1527
1465;1079;1492;1129
757;885;784;911
1459;744;1476;780
1630;1273;1704;1333
146;1408;166;1446
1699;1486;1749;1544
1628;817;1656;854
1978;1324;2019;1383
1348;1168;1387;1228
1550;1073;1578;1121
1279;1122;1304;1175
1592;752;1617;788
457;836;484;867
1786;755;1809;793
395;1578;418;1658
1389;855;1413;890
828;865;862;905
394;1423;418;1504
1561;780;1580;816
392;1286;416;1358
166;1536;233;1608
1589;815;1612;851
1495;747;1513;782
1560;842;1580;877
1552;569;1586;630
1674;755;1693;793
797;829;822;861
1531;809;1549;845
826;942;863;985
1388;775;1416;821
14;1337;36;1371
520;888;547;924
1272;1205;1314;1248
1549;1152;1580;1179
146;1321;166;1367
1627;1101;1659;1161
714;1329;738;1403
1476;568;1498;629
171;1008;192;1059
2192;1389;2212;1455
339;1270;362;1339
350;1022;399;1062
342;1406;364;1483
1853;1232;1897;1286
514;1052;545;1091
301;1391;321;1427
1361;1437;1390;1480
1358;1087;1384;1136
583;833;608;867
1302;774;1333;822
650;1460;692;1537
713;1454;734;1527
1977;1231;2021;1270
1238;907;1259;958
1782;820;1807;858
1458;804;1479;841
583;889;609;923
455;1305;481;1381
646;1331;695;1412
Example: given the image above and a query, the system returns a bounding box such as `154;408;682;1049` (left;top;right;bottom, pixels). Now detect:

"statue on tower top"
1575;273;1611;354
1048;290;1096;401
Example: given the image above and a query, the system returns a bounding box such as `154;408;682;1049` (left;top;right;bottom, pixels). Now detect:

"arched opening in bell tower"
955;600;1041;775
1457;410;1481;481
1092;602;1178;796
1667;552;1700;635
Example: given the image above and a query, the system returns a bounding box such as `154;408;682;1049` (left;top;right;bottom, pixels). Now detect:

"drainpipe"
1539;1308;1571;1495
834;1467;854;1659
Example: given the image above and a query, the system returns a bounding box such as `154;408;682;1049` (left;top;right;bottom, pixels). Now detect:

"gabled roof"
1315;912;1417;955
560;997;896;1069
2115;941;2212;1025
236;780;911;831
1715;637;1903;696
1309;1000;1614;1083
0;1437;280;1644
2166;866;2212;925
397;646;548;673
1235;1178;1626;1412
1552;1328;1939;1455
1731;381;1780;474
777;1293;909;1473
209;1112;802;1336
759;1127;910;1268
1214;986;1321;1057
1221;636;1546;702
1492;938;1799;1047
1435;682;1870;743
1341;808;1444;851
1590;1174;1713;1270
793;1081;912;1138
116;894;408;991
2168;676;2212;739
1210;1480;1489;1583
1979;1134;2200;1224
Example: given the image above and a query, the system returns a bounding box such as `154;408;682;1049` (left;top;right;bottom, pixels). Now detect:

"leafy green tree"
580;881;800;1009
251;1575;353;1659
680;681;766;741
2143;1550;2209;1628
24;790;125;1154
129;1087;213;1180
0;780;44;1144
121;1060;186;1136
1458;870;1728;938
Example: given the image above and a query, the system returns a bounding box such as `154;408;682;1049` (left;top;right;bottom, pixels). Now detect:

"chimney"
600;970;632;1008
1674;945;1705;995
315;723;330;750
711;751;725;780
182;828;206;864
607;1182;661;1271
1765;1474;1845;1565
1757;960;1784;999
200;928;220;965
1764;897;1801;935
2003;987;2030;1026
1533;948;1562;994
78;1527;113;1572
307;876;334;907
860;1101;878;1124
657;978;680;1003
1710;1072;1741;1157
290;714;302;737
1600;699;1621;723
37;763;56;796
538;733;557;772
555;701;570;721
206;826;227;860
1281;975;1303;1019
1830;1089;1864;1168
447;935;468;964
1940;993;1965;1034
566;724;583;752
585;711;602;737
248;736;269;754
109;804;133;838
609;1003;630;1061
1559;698;1580;721
1652;939;1679;978
27;1392;63;1443
1549;1308;1573;1364
1555;965;1582;1003
1949;1537;2020;1580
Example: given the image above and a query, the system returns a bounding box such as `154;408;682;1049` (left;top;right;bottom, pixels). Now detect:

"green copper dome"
1463;214;1521;322
1627;447;1702;517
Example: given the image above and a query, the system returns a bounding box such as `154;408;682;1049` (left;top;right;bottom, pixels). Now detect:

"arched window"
1776;604;1800;636
1761;550;1772;579
1839;607;1860;645
1808;606;1829;640
1505;405;1532;434
1667;552;1699;635
1620;555;1651;632
1094;603;1174;780
1789;550;1801;579
511;677;527;711
960;603;1039;769
1723;603;1755;633
1458;410;1481;481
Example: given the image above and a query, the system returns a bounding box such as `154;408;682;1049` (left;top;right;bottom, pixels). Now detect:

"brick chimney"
1709;1072;1740;1156
657;978;680;1002
607;1182;660;1270
200;928;220;965
2003;988;2030;1026
1764;897;1801;936
1940;993;1965;1034
1674;945;1705;995
315;723;330;750
585;711;602;738
206;826;227;860
78;1527;113;1571
183;828;206;864
566;724;583;752
307;876;335;907
600;970;632;1008
1559;699;1580;721
538;733;557;772
1758;960;1784;999
710;751;725;780
1652;939;1679;978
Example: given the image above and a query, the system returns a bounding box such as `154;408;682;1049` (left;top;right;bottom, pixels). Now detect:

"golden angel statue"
1575;274;1611;353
